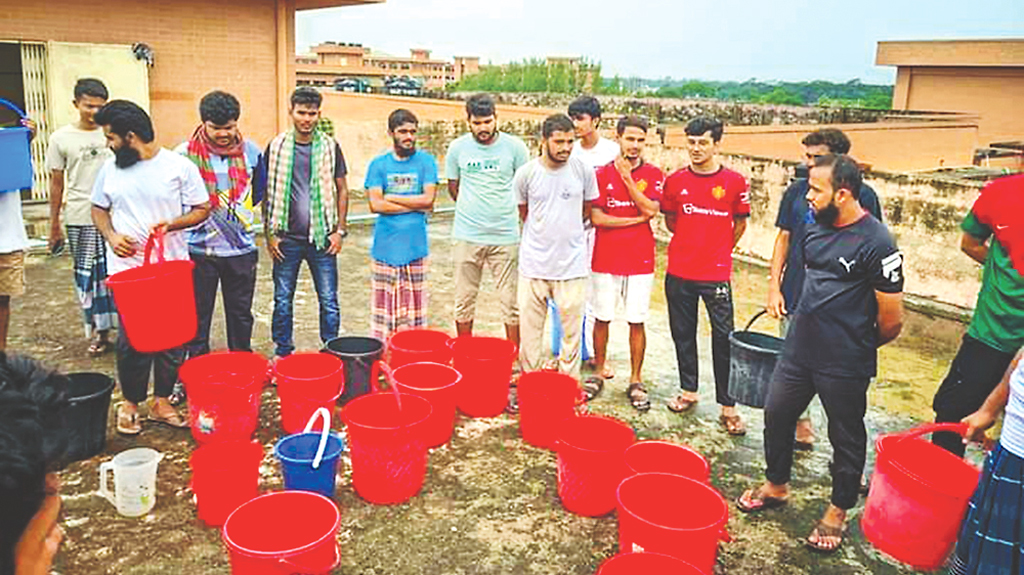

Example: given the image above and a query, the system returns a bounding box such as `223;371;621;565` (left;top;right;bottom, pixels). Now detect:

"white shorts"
591;272;654;324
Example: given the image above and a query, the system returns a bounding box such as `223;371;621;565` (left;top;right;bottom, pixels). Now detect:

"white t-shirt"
571;137;619;170
0;191;28;254
45;125;112;226
90;149;208;275
514;157;599;280
1002;359;1024;459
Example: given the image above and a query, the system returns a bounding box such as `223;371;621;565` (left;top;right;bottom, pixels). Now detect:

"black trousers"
116;324;185;404
665;274;735;406
932;335;1015;457
764;356;870;510
185;251;258;357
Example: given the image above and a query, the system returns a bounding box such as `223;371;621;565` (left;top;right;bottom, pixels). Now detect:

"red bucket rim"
105;259;195;285
556;414;635;454
598;551;704;574
624;440;709;476
221;491;339;558
392;362;461;392
341;392;432;431
449;336;518;359
616;472;728;532
388;328;452;351
180;351;269;388
273;353;345;382
875;433;979;499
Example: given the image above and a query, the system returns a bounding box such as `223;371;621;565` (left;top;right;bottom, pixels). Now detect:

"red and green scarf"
184;125;250;207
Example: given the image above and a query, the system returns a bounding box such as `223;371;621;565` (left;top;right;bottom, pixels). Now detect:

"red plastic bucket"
373;361;461;448
616;473;729;573
597;552;706;575
105;230;196;353
388;328;453;368
861;422;981;570
190;440;263;527
624;441;710;483
518;371;583;450
340;392;432;505
222;491;340;575
450;336;518;417
274;353;345;435
180;352;269;444
556;415;636;516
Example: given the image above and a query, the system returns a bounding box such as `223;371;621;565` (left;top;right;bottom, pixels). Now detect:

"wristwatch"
336;229;349;239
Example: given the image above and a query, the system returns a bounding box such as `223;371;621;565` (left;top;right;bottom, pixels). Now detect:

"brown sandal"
805;520;846;553
720;413;747;436
116;403;142;435
147;403;188;429
666;394;698;413
626;383;651;412
736;487;788;514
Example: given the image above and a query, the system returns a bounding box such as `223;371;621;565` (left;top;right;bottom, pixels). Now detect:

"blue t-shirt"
364;150;438;266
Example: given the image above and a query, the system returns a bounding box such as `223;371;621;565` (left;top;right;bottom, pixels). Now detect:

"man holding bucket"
91;100;211;435
738;154;903;553
365;109;438;342
0;113;36;351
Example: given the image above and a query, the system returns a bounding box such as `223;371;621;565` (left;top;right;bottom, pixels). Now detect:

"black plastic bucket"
727;311;784;408
64;373;115;462
322;336;384;406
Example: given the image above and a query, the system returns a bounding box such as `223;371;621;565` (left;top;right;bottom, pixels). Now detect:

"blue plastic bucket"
0;98;33;193
274;408;345;498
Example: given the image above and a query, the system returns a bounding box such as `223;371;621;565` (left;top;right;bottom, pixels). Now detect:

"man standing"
766;128;884;449
46;78;116;356
738;154;904;553
365;109;438;341
446;94;529;345
661;117;750;435
591;115;663;411
0;116;36;351
515;114;599;380
931;173;1024;456
261;87;349;359
91;100;211;435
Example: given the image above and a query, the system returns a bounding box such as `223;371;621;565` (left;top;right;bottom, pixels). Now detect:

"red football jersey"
661;166;750;281
592;162;665;275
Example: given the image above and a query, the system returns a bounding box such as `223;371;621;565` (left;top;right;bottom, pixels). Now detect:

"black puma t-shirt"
784;213;904;378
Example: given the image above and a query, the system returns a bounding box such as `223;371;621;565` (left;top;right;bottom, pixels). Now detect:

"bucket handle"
97;460;116;507
742;309;771;332
369;360;403;412
893;422;968;441
278;541;340;572
0;98;28;120
143;227;167;266
302;407;333;470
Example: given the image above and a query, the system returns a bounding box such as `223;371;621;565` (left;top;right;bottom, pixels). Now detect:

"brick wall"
5;0;282;148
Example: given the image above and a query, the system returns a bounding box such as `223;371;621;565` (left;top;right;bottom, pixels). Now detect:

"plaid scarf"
265;130;338;249
184;125;249;207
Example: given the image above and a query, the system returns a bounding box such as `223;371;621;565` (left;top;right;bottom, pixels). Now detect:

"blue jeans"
272;237;339;357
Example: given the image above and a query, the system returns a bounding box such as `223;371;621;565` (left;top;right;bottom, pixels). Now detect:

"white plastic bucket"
98;447;164;517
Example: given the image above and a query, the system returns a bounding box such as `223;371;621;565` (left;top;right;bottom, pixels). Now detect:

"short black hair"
466;93;495;119
73;78;108;101
290;86;322;109
802;128;852;154
94;100;155;143
542;114;575;139
199;90;241;125
568;95;601;120
814;153;862;200
0;353;69;575
616;115;649;135
684;116;724;142
388;108;418;132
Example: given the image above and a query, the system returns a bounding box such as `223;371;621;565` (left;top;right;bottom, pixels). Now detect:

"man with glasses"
765;128;882;450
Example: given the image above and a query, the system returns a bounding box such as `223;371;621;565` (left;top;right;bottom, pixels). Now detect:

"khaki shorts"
452;240;518;324
0;251;25;297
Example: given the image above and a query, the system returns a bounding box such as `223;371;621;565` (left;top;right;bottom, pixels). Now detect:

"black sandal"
736;487;788;514
582;376;604;402
626;383;651;412
804;520;845;553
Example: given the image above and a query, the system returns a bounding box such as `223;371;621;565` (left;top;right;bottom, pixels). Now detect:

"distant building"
297;42;479;90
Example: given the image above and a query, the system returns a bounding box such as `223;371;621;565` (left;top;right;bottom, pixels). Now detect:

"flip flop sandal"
735;488;788;514
116;403;142;435
794;439;814;451
804;520;846;554
582;376;605;402
666;395;698;413
720;413;747;436
88;340;112;357
626;383;651;412
147;408;188;429
505;385;519;415
598;365;615;380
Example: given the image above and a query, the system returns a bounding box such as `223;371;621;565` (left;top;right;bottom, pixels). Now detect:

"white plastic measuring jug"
98;447;164;517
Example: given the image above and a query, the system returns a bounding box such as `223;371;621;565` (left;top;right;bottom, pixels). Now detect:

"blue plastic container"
274;408;346;498
0;98;33;193
549;299;591;361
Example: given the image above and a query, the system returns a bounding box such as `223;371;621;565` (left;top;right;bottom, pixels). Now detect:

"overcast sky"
297;0;1023;85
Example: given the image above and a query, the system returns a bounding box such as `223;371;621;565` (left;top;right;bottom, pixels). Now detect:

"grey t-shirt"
260;140;346;241
514;156;599;280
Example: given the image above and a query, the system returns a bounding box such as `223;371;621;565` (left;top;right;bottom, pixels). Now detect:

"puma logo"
838;257;856;273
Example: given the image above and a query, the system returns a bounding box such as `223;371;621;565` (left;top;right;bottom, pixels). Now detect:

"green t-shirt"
445;133;531;245
963;210;1024;353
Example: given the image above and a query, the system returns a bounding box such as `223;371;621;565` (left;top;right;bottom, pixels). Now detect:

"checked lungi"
67;225;117;336
370;257;427;342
